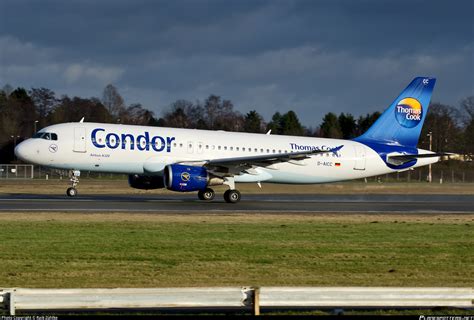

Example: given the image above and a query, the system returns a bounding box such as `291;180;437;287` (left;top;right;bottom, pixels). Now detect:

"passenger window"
179;143;183;147
260;148;264;152
230;146;233;151
218;146;221;150
254;148;257;152
266;149;270;153
224;146;227;150
236;147;239;151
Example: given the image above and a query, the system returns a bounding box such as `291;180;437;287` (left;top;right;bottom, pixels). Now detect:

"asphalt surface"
0;193;473;213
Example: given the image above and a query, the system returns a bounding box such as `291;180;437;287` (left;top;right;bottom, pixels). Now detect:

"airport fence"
1;287;472;315
1;163;474;183
0;164;34;179
367;167;474;184
0;165;127;180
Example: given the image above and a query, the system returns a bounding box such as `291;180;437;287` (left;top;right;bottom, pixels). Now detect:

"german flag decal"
335;162;341;167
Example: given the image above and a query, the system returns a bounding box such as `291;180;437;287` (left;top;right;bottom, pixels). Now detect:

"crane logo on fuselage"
91;128;175;152
49;144;58;153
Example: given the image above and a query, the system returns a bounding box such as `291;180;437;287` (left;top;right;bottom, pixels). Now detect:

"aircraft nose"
14;140;31;163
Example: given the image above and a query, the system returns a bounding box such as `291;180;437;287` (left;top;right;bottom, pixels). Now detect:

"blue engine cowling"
164;164;208;192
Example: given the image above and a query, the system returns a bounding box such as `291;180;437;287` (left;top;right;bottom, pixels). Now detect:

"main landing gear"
196;188;241;203
198;188;215;201
223;189;241;203
197;177;242;203
66;170;80;197
222;177;241;203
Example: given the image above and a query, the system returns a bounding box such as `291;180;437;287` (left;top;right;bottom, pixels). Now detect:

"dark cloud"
0;0;472;125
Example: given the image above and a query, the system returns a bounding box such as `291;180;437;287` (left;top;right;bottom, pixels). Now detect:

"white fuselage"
15;122;438;184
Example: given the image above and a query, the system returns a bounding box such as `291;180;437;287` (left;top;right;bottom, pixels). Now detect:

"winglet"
330;145;344;156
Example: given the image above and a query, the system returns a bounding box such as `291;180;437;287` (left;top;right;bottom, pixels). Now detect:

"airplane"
14;77;452;203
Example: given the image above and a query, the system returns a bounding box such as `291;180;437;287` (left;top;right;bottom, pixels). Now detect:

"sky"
0;0;473;126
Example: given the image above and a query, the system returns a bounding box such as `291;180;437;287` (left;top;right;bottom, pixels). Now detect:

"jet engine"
164;164;224;192
128;174;165;190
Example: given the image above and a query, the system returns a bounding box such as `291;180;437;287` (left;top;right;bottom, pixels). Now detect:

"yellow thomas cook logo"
181;172;191;182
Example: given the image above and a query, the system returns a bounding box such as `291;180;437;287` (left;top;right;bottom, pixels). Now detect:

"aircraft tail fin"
355;77;436;148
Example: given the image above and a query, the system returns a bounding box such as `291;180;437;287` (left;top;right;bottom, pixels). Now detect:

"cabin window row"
170;142;337;157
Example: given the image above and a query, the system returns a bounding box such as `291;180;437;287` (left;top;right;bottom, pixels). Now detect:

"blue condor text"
91;128;175;152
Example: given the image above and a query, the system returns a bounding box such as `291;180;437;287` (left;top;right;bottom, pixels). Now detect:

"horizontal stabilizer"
387;152;453;166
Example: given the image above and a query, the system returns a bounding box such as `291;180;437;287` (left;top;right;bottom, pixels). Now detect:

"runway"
0;193;473;213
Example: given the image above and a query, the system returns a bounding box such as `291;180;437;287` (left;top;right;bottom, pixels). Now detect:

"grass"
1;179;474;195
267;308;473;316
0;212;472;288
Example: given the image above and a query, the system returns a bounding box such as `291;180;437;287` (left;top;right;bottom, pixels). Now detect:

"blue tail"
355;77;436;148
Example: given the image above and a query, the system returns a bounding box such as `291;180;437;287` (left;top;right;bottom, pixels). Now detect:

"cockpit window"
32;132;58;140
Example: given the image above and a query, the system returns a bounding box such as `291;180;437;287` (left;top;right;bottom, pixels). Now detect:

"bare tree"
102;84;126;119
204;95;220;129
2;84;13;96
120;103;155;125
461;96;474;121
30;88;58;129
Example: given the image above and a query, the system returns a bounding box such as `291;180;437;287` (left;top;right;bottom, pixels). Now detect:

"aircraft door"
73;127;87;153
353;145;366;170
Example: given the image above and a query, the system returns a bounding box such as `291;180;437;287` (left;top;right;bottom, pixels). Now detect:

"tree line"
0;83;472;163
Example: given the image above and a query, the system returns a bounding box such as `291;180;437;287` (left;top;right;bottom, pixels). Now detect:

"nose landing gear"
66;170;80;197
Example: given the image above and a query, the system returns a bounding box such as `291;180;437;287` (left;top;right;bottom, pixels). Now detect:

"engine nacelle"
164;164;216;192
164;164;208;192
128;174;165;190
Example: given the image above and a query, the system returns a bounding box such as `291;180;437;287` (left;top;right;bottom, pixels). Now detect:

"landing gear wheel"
224;189;241;203
198;188;215;201
67;170;80;198
66;187;78;197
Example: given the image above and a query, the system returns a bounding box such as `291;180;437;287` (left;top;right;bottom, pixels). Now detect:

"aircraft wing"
181;145;344;175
